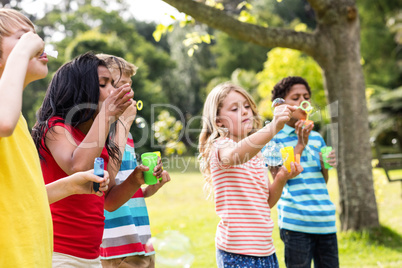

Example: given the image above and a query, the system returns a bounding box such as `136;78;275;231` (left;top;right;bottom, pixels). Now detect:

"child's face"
284;84;311;120
0;26;48;83
217;91;254;142
111;70;132;88
98;65;115;105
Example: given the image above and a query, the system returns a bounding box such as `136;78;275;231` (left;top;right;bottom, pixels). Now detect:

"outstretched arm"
268;163;303;208
46;170;109;204
104;157;165;211
218;105;296;166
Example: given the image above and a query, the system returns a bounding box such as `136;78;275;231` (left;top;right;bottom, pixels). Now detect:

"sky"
21;0;183;24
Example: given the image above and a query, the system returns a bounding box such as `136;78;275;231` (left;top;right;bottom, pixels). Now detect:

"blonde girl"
198;82;302;268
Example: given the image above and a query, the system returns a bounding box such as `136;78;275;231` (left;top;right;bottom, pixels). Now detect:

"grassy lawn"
146;157;402;267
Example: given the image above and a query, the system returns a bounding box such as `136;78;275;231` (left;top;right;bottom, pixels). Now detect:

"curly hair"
271;76;311;101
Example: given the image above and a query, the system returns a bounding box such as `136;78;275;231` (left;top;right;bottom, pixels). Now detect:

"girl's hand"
275;162;303;183
295;120;314;148
102;83;134;121
70;170;110;196
272;105;297;131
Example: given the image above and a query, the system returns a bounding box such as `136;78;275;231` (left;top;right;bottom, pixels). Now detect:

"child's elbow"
0;121;16;137
104;202;118;212
69;163;93;175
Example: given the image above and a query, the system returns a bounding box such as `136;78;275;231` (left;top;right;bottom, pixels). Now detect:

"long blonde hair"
198;82;262;189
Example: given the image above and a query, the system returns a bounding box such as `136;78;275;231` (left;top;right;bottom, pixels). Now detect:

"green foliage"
65;30;125;59
211;31;269;78
203;68;259;104
256;47;325;119
153;111;187;156
368;85;402;150
161;22;213;117
358;0;401;88
251;0;316;29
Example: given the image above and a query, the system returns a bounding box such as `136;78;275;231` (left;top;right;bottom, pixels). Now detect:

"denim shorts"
216;248;279;268
280;229;339;268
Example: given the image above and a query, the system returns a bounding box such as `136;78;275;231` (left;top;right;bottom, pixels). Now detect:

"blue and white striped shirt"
267;124;336;234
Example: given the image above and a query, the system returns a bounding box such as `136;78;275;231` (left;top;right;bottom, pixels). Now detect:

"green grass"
146;157;402;267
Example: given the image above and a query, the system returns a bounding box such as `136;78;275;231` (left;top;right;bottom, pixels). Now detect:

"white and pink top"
210;137;275;257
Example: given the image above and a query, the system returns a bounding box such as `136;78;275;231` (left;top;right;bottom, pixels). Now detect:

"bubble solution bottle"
93;157;104;192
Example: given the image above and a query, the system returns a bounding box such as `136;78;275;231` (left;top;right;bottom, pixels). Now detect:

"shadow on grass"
340;225;402;252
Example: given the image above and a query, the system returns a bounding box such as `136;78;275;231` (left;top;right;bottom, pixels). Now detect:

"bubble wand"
272;98;314;126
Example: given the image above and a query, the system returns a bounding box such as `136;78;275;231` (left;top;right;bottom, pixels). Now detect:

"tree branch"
307;0;333;14
162;0;318;57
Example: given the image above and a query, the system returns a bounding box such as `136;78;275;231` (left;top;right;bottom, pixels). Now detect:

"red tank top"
40;117;109;259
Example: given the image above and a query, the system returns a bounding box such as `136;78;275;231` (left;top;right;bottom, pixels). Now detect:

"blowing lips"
38;52;49;63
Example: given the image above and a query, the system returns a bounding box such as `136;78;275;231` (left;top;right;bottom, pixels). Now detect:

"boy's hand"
126;165;147;186
153;157;164;179
272;105;296;131
17;32;45;59
102;83;134;121
70;170;110;196
119;88;137;128
295;120;314;147
275;162;303;183
143;170;171;197
321;149;337;168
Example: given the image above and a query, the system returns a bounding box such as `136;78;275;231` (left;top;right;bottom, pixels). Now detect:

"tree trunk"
162;0;380;230
313;6;379;230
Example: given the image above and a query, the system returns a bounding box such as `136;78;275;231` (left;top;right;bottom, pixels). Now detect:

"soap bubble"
272;98;285;107
135;117;146;129
262;141;284;166
148;230;194;268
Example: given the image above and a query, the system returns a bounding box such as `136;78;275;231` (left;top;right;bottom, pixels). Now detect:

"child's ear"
216;119;223;127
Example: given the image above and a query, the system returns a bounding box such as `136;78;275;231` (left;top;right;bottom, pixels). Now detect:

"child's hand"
272;105;297;131
321;149;337;168
126;165;147;186
143;170;171;197
153;157;164;179
276;162;303;183
17;32;45;59
70;170;110;196
119;89;137;128
295;120;314;147
102;83;134;121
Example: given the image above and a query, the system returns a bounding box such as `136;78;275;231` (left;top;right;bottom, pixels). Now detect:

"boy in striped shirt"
97;54;170;268
268;76;338;268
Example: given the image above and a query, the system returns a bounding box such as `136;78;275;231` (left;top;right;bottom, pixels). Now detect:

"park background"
5;0;402;267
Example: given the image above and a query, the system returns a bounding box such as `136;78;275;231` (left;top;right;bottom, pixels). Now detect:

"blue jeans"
216;249;279;268
280;229;339;268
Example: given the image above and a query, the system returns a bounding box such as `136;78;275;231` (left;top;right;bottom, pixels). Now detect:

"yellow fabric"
0;114;53;267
